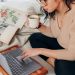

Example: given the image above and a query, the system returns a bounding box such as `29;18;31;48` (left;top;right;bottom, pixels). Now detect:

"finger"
21;50;28;56
21;51;26;55
21;53;28;59
23;56;30;60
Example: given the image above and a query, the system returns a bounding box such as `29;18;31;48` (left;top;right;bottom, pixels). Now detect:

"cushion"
0;6;27;29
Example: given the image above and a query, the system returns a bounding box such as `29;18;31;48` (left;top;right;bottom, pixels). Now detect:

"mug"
28;15;40;28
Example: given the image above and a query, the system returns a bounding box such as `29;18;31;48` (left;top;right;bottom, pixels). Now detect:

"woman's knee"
28;33;47;48
47;57;55;67
29;33;42;42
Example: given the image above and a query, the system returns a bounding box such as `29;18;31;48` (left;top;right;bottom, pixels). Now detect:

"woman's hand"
21;48;43;59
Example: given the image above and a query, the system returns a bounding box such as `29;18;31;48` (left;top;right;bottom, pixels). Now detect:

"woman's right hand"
20;48;43;59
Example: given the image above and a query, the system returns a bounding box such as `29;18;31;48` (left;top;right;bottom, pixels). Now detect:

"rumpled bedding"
0;24;40;51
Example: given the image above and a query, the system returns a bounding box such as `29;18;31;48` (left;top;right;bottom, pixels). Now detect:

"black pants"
28;33;75;75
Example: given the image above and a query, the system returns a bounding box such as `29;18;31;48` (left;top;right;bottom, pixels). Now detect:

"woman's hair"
41;0;75;20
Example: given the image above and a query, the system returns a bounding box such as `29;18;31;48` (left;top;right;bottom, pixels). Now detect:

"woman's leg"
29;32;50;60
29;32;63;60
55;60;75;75
29;33;63;49
29;32;75;75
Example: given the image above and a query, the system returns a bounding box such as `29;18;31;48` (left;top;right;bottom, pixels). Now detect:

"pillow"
0;6;27;29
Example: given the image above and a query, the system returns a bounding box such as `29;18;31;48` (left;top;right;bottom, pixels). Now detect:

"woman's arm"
40;48;75;61
21;48;75;61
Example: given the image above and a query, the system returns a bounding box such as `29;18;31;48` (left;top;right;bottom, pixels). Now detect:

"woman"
21;0;75;75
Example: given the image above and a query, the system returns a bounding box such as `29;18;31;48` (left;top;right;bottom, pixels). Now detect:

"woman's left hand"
21;48;42;59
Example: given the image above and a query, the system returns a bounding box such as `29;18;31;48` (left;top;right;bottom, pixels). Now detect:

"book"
0;25;19;44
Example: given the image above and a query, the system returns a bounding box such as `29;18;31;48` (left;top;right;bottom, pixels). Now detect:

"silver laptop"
3;48;42;75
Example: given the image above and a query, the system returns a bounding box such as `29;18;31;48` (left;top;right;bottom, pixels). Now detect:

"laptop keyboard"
3;48;42;75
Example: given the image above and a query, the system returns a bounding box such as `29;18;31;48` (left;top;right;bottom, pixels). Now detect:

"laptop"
1;47;42;75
